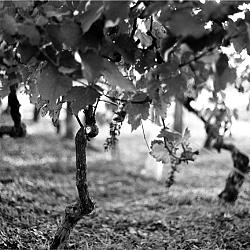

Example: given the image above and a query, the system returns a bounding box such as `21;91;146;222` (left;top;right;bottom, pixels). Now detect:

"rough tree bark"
0;84;26;138
179;96;250;203
50;127;94;249
214;142;250;203
204;124;217;149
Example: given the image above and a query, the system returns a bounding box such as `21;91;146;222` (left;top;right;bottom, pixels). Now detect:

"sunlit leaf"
102;60;136;91
125;92;150;131
150;140;170;164
157;128;182;142
79;3;103;33
65;86;100;114
2;14;18;35
163;10;206;38
37;63;72;108
214;53;236;92
18;23;40;46
104;1;129;28
135;30;153;48
60;19;81;49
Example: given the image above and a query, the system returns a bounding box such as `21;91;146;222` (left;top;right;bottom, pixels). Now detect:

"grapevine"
0;1;250;247
104;103;126;151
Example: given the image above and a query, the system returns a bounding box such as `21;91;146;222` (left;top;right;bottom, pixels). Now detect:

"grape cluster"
104;104;126;151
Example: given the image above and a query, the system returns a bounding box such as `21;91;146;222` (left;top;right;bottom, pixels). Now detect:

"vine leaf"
135;50;156;74
227;19;250;54
60;19;82;49
150;140;170;164
81;51;103;83
46;20;81;50
46;24;63;50
17;42;38;64
13;1;34;9
157;128;182;143
36;15;48;26
58;51;81;75
163;75;187;99
142;2;167;18
49;102;62;126
79;3;103;33
37;63;72;108
0;85;10;98
152;91;169;119
43;2;71;21
125;92;150;131
114;34;139;64
135;30;153;48
160;35;177;58
156;61;179;80
65;86;100;114
2;14;17;35
104;1;129;28
162;10;206;38
18;23;40;46
40;105;49;117
182;128;191;145
214;53;236;92
81;51;135;90
28;80;39;104
102;60;136;91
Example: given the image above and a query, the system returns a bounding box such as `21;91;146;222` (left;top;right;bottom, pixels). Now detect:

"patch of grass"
1;130;250;249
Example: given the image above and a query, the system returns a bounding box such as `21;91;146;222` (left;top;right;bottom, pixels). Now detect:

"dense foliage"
2;0;248;164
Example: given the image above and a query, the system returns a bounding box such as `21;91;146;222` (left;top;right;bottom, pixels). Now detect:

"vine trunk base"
50;127;94;249
217;145;249;203
0;84;26;138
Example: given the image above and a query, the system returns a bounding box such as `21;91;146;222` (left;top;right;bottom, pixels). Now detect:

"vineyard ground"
1;114;250;249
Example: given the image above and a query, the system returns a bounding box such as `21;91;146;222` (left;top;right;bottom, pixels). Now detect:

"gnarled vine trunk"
214;142;250;203
180;96;250;203
50;127;94;249
0;84;26;138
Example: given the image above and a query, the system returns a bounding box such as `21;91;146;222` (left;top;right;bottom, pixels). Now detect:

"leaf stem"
75;115;83;128
141;121;150;152
161;118;195;162
99;99;118;106
161;118;172;154
93;98;100;116
39;49;58;67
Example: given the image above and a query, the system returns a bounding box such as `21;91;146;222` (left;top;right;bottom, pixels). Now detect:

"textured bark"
204;124;218;149
214;142;250;203
0;84;26;138
50;127;94;249
180;96;250;203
